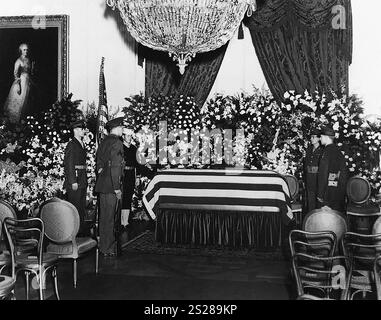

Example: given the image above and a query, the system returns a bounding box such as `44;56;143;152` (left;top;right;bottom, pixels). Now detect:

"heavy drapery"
143;44;228;107
245;0;352;100
156;209;287;249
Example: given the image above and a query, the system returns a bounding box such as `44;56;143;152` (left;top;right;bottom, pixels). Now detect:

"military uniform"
95;118;125;256
64;121;88;235
317;127;348;212
303;145;324;213
122;143;138;212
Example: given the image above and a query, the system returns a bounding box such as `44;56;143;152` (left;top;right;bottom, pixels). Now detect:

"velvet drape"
156;209;287;249
245;0;353;100
143;44;228;106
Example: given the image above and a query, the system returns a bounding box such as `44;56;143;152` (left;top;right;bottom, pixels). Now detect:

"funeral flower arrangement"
0;94;97;214
1;88;380;216
122;89;381;199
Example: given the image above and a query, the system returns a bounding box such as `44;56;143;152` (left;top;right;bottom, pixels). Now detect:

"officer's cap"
71;119;86;129
106;117;125;131
320;125;336;137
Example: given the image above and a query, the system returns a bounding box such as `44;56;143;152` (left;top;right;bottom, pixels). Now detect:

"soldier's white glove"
115;189;122;200
121;209;130;227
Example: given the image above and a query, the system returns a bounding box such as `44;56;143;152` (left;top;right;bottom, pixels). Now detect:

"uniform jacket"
123;143;154;178
303;145;324;192
64;138;88;190
317;143;348;211
95;134;124;194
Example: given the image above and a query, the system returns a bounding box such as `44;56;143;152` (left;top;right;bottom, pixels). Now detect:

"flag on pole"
96;57;109;148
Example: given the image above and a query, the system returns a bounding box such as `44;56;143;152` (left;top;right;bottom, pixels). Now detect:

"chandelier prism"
106;0;257;74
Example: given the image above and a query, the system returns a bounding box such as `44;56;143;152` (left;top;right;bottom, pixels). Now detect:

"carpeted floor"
13;226;293;300
122;231;287;260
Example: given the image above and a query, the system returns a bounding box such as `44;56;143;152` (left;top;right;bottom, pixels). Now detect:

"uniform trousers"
99;193;118;254
306;189;317;214
66;187;87;235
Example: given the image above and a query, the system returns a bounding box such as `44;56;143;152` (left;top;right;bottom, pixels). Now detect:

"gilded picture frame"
0;15;69;122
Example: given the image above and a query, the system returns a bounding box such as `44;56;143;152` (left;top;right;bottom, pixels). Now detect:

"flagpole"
96;57;109;150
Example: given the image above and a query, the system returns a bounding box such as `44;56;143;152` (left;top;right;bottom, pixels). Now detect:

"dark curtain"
156;209;286;249
245;0;353;101
143;44;228;106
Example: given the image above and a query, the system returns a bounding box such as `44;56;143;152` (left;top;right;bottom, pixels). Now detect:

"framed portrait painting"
0;15;68;123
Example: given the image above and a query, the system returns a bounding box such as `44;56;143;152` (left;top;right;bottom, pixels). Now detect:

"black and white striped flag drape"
142;169;293;224
96;57;109;148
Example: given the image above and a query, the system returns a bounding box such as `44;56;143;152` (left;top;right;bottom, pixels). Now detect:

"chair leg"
73;259;77;288
96;248;99;274
39;272;44;300
52;267;60;300
25;272;30;300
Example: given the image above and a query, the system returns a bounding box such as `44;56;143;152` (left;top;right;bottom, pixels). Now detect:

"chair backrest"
373;216;381;235
289;230;337;258
374;254;381;300
303;207;347;244
3;217;44;268
40;199;80;243
35;197;62;217
0;200;17;241
292;253;350;299
346;176;371;205
342;232;381;269
346;202;381;234
283;174;299;202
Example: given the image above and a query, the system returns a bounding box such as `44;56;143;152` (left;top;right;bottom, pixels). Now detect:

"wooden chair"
3;217;60;300
284;174;303;228
374;254;381;300
342;232;381;299
292;253;350;300
0;200;17;275
303;207;347;247
0;214;16;300
289;230;338;298
40;198;99;288
289;230;337;258
346;176;381;234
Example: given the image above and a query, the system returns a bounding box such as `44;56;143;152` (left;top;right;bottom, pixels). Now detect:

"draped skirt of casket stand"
155;209;286;250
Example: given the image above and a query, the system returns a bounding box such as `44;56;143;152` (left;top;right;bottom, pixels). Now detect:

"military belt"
105;161;124;168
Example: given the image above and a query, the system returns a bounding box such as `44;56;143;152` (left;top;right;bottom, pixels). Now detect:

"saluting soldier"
64;119;88;236
121;128;137;228
317;125;348;212
120;127;154;227
303;128;324;213
95;117;125;257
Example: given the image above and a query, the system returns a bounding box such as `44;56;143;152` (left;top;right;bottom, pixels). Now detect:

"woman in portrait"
3;43;35;123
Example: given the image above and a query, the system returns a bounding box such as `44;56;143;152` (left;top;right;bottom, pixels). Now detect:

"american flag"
96;57;109;148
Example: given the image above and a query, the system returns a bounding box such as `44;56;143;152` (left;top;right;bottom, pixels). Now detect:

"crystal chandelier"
106;0;257;74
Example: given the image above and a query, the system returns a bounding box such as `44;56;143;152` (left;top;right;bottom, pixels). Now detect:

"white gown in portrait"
3;58;33;123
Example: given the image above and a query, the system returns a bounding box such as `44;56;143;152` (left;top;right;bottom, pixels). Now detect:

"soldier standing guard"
303;128;324;213
120;127;154;227
64;119;88;236
95;117;125;257
317;125;348;212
